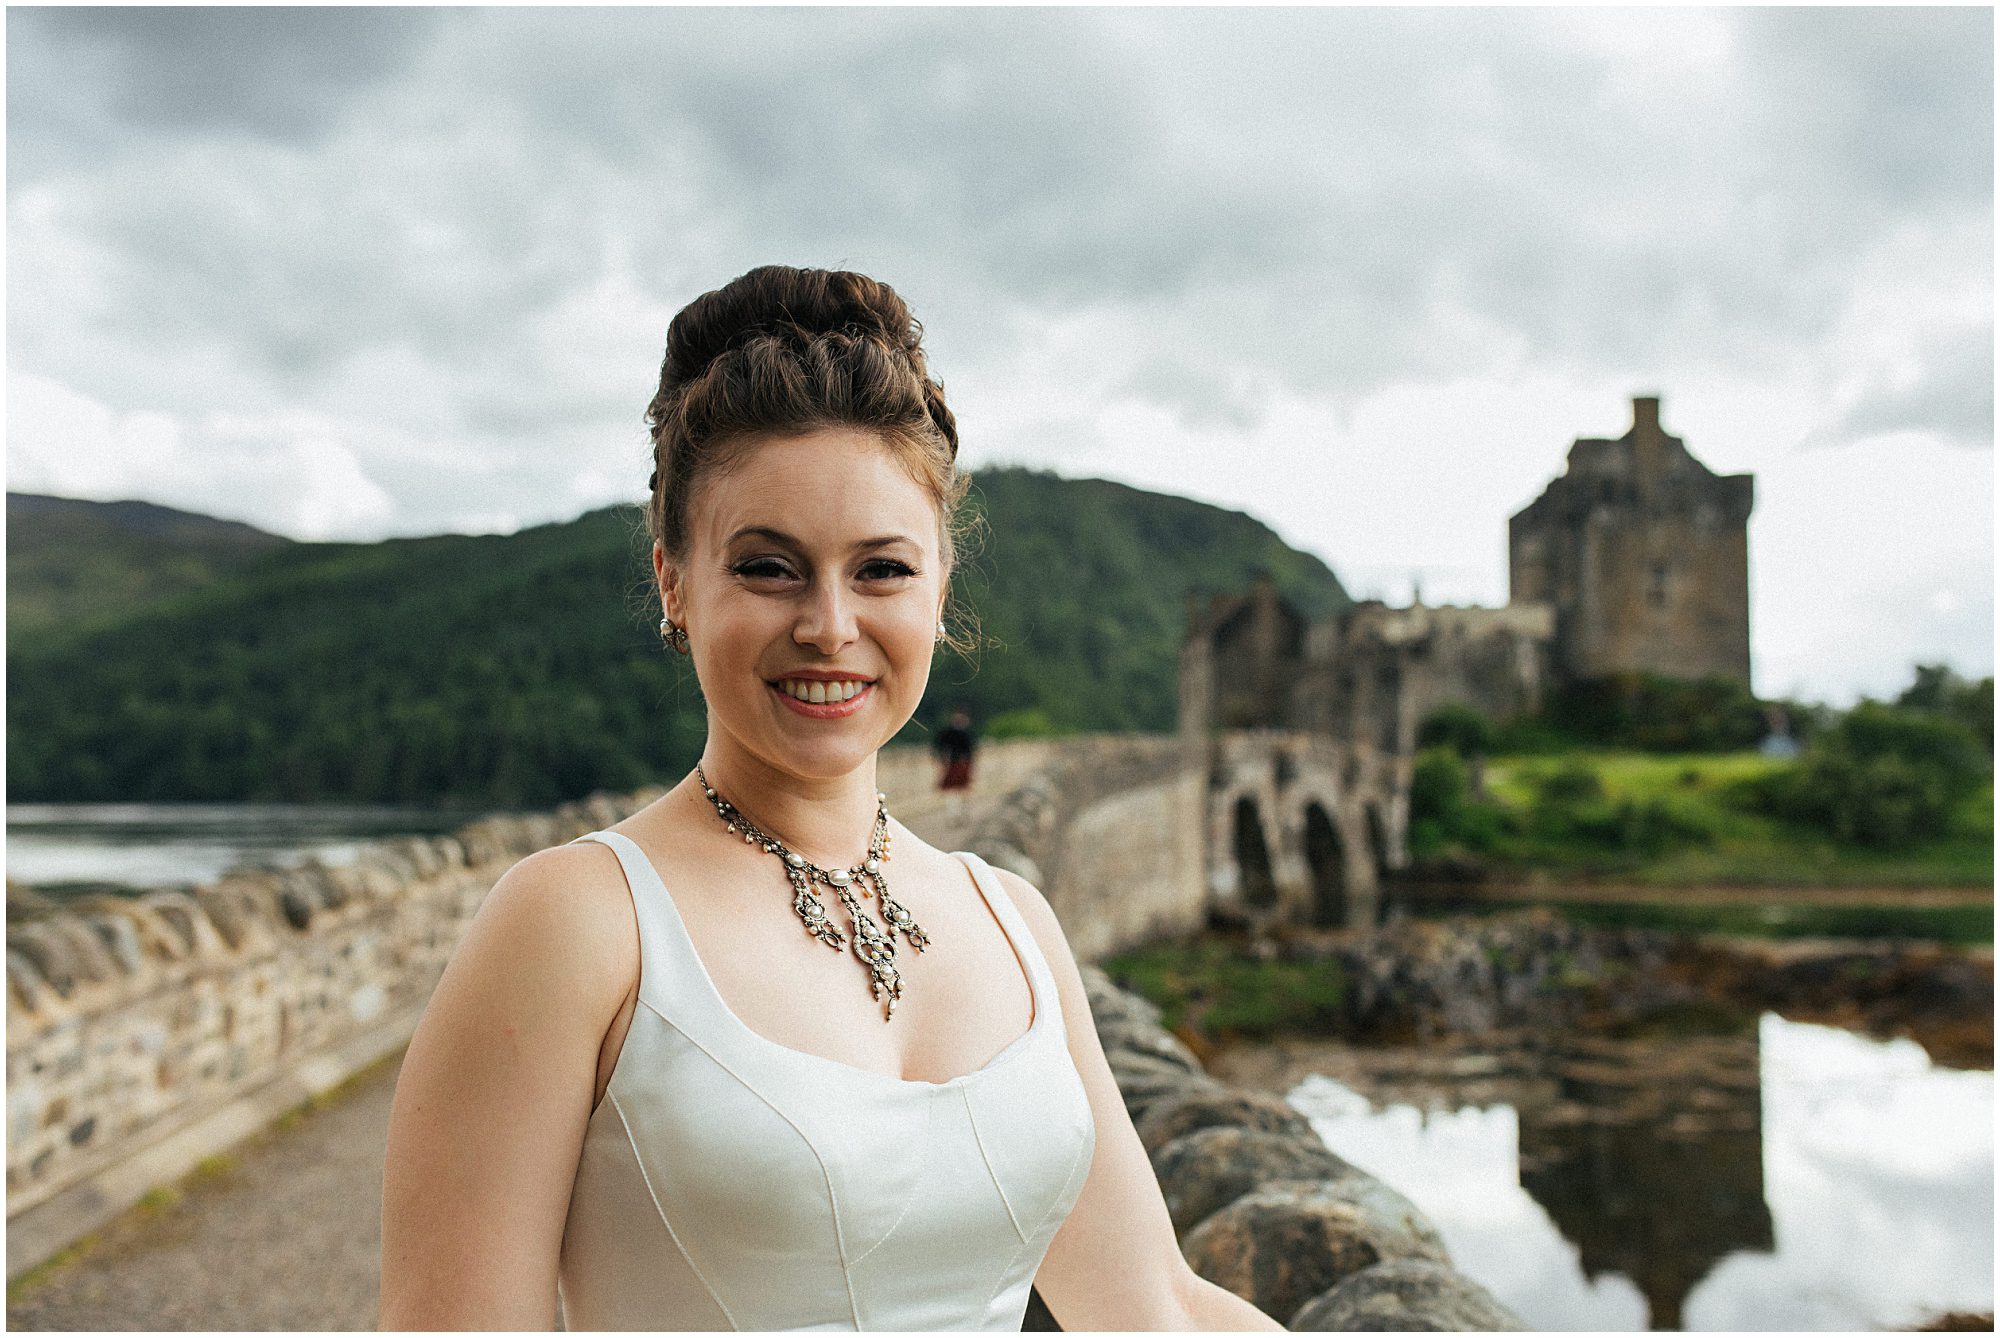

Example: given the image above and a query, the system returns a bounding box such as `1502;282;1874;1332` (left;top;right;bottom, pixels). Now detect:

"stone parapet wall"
875;735;1072;802
5;789;658;1227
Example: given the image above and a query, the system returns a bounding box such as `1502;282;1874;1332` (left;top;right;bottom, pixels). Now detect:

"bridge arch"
1301;799;1348;927
1228;793;1280;910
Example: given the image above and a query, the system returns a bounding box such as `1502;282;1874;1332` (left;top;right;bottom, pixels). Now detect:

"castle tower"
1508;395;1755;686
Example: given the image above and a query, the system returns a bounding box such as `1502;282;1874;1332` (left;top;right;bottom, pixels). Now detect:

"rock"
277;887;317;931
1289;1256;1527;1331
1080;966;1164;1030
1105;1052;1225;1127
1182;1179;1448;1327
1152;1126;1362;1236
7;923;81;998
1137;1086;1316;1157
8;947;47;1012
978;843;1043;890
1096;1018;1202;1073
136;890;222;958
6;881;60;922
82;908;146;976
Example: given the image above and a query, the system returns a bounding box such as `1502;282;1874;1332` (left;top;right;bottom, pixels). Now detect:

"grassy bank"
1100;938;1347;1041
1432;751;1993;888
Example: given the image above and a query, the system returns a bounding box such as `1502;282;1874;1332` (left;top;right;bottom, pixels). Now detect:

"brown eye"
862;560;918;579
733;558;794;580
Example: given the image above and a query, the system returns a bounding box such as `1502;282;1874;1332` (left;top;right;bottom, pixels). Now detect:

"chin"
767;724;895;775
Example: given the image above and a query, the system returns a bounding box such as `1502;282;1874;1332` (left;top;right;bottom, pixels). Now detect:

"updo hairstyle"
645;265;979;656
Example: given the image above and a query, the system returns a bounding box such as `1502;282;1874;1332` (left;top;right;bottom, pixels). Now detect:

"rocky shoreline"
1227;909;1993;1069
1023;965;1526;1331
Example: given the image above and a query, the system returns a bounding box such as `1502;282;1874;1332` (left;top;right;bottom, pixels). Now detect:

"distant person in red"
935;705;976;815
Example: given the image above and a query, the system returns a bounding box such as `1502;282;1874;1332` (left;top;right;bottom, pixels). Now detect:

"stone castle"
1181;394;1756;742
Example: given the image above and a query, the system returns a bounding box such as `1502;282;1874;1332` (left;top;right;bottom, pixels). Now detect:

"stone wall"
5;790;658;1264
961;734;1209;961
875;733;1073;802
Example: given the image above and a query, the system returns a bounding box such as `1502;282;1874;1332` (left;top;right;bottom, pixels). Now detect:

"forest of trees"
7;470;1348;807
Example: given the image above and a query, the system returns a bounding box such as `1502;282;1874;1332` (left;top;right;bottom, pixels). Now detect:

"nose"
794;576;859;655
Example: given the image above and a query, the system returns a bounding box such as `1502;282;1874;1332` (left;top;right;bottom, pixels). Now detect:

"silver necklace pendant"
696;766;931;1022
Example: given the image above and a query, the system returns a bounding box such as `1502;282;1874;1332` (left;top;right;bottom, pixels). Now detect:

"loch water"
1260;1013;1993;1331
5;802;484;892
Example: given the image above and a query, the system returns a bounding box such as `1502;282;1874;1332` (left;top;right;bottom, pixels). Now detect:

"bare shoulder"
984;863;1063;940
451;840;639;1021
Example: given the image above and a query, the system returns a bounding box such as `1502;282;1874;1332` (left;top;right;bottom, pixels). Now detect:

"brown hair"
644;265;979;656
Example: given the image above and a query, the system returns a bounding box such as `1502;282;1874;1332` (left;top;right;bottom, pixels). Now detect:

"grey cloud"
7;8;1991;500
8;6;450;153
1811;323;1997;450
1737;7;1993;211
1119;354;1271;433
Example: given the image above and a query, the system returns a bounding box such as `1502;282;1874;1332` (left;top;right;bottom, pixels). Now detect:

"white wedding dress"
554;830;1097;1331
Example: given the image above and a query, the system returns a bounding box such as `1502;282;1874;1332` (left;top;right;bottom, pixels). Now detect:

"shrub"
1418;703;1495;758
1410;746;1469;820
1573;796;1715;855
1489;716;1572;754
1407;747;1512;856
1898;663;1995;752
1537;761;1604;806
1741;700;1988;848
982;707;1060;739
1543;671;1768;752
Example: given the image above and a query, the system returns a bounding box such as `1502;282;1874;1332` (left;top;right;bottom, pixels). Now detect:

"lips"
769;678;875;718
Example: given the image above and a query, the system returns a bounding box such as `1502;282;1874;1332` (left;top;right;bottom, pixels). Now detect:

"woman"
378;265;1283;1331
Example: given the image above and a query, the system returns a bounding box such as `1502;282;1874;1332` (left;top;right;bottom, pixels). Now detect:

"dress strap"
568;829;723;1029
951;851;1064;1032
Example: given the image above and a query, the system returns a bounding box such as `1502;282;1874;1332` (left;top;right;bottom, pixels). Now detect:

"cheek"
886;596;941;644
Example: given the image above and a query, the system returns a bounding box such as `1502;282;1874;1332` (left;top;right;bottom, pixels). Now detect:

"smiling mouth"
770;677;874;705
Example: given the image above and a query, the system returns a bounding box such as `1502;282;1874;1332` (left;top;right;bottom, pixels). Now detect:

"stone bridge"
6;728;1411;1281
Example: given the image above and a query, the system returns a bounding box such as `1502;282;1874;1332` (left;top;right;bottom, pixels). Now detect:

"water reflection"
1287;1014;1993;1331
5;803;483;890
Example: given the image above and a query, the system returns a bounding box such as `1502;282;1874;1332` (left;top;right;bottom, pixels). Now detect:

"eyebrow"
724;526;918;551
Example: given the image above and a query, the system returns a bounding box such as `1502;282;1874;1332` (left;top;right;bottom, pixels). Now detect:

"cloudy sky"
8;6;1992;707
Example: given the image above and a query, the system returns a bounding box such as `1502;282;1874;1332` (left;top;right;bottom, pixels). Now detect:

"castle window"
1648;560;1669;607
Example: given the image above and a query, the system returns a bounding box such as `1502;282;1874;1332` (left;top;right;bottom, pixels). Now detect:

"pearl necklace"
695;765;931;1021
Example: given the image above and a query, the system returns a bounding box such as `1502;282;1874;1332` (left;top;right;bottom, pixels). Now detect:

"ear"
654;542;683;624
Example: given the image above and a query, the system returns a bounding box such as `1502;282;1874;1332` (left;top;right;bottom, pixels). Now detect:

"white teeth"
778;679;866;704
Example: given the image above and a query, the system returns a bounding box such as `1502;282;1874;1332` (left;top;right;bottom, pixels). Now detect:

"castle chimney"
1629;394;1665;493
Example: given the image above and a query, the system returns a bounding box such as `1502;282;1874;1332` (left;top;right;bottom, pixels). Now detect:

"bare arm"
379;844;636;1329
990;869;1286;1332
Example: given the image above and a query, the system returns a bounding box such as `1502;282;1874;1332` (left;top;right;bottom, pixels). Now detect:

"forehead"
695;427;940;553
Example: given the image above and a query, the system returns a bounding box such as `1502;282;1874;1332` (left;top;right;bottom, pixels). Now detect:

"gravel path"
8;1050;404;1331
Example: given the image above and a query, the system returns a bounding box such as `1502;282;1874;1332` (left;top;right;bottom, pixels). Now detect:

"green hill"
6;468;1348;806
7;492;294;646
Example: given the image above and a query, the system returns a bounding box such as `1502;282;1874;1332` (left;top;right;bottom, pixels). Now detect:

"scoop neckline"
597;832;1051;1091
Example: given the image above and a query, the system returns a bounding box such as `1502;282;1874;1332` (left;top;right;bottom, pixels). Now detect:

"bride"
378;264;1282;1331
